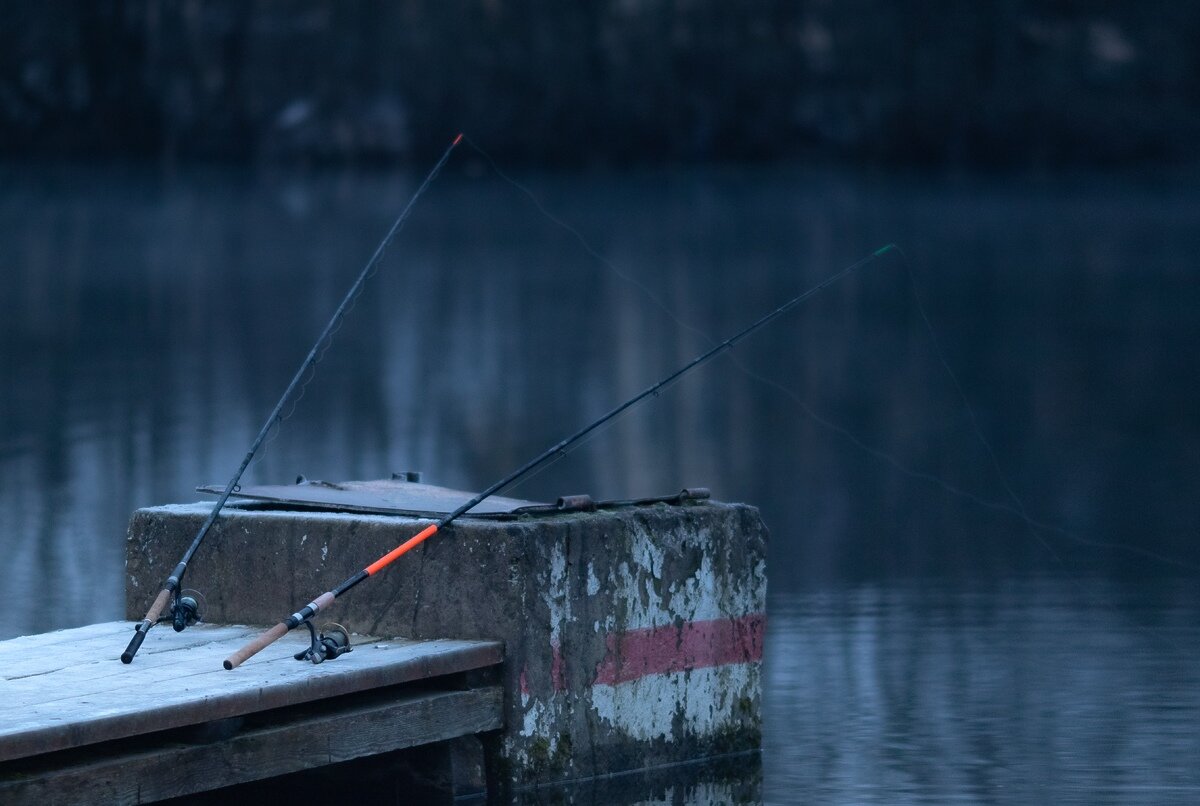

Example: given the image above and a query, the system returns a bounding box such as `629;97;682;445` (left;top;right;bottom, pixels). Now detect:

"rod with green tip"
224;244;898;669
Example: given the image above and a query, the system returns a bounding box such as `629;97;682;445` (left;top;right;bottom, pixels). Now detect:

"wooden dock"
0;622;504;804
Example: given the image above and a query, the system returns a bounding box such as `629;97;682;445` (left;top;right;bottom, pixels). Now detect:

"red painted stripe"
550;640;567;691
590;613;765;687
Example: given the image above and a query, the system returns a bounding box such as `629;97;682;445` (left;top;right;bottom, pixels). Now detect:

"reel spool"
294;622;353;664
166;589;206;632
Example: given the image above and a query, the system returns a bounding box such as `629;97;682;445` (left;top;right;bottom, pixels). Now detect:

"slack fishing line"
119;133;465;664
455;151;1198;667
464;139;1199;574
223;244;898;669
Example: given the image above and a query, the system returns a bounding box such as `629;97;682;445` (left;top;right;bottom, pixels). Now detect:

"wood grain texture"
5;624;262;680
0;622;503;763
2;621;130;651
0;686;504;805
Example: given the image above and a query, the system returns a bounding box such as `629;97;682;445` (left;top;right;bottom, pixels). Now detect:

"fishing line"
719;260;1197;570
487;247;883;501
463;137;1024;503
890;244;1063;564
224;245;895;669
488;243;888;504
490;370;688;501
461;162;1197;667
466;141;1199;573
894;245;1199;570
461;136;714;347
895;248;1200;658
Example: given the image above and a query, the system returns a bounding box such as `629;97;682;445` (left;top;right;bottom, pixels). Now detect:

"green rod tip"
874;244;896;257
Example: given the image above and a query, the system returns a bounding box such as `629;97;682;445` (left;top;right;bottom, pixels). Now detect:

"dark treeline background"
2;0;1197;167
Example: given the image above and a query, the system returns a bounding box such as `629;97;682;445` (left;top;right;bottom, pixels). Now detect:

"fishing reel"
294;622;352;664
156;589;205;632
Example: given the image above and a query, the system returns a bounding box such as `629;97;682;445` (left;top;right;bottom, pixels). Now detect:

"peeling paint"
590;664;759;741
542;541;572;646
578;524;764;744
603;526;761;630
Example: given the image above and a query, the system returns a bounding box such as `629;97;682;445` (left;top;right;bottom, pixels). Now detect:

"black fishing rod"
223;243;898;669
120;133;464;664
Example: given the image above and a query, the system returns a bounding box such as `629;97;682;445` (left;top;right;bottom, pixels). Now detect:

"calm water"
1;160;1197;803
767;581;1200;804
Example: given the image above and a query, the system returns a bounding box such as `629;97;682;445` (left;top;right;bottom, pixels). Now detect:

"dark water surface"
1;161;1197;802
768;580;1200;804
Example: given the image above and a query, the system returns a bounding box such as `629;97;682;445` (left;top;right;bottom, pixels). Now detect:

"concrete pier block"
125;494;767;784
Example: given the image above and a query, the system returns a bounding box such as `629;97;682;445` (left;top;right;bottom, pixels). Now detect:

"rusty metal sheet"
511;487;711;514
197;477;544;519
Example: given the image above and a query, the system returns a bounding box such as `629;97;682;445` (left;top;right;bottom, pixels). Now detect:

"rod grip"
144;587;172;624
121;629;147;664
224;622;289;670
120;588;173;663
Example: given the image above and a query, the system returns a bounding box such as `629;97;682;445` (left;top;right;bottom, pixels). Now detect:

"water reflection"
1;161;1198;799
2;165;1199;614
766;581;1200;804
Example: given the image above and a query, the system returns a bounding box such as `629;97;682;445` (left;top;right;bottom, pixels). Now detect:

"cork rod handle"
223;622;289;670
144;587;172;624
121;588;174;663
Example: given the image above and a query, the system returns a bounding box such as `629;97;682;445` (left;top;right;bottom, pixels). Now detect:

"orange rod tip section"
365;524;439;576
453;133;464;146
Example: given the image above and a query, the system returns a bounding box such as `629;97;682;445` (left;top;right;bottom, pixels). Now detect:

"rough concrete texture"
126;499;767;784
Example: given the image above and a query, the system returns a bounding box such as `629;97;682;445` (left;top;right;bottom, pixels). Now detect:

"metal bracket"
513;487;712;515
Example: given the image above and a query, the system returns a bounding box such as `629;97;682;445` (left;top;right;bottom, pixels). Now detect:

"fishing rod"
120;133;464;664
223;243;898;670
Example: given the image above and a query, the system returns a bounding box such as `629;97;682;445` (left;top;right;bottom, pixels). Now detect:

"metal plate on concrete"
0;622;503;763
197;478;544;518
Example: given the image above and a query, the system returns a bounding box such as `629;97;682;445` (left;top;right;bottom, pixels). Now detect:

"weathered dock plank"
2;621;131;650
0;622;503;763
4;624;261;680
0;686;503;805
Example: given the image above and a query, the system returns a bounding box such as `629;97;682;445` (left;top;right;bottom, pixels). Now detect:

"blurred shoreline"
2;2;1197;168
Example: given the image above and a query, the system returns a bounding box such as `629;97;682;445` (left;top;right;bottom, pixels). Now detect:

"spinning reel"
154;589;206;632
294;622;352;664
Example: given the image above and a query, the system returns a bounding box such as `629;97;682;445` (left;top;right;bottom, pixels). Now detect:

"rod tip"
453;133;464;146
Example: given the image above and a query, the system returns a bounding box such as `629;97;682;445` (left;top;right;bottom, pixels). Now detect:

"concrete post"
126;494;767;784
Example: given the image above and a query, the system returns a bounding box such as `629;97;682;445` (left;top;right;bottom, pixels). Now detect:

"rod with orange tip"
121;132;464;664
224;244;899;670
